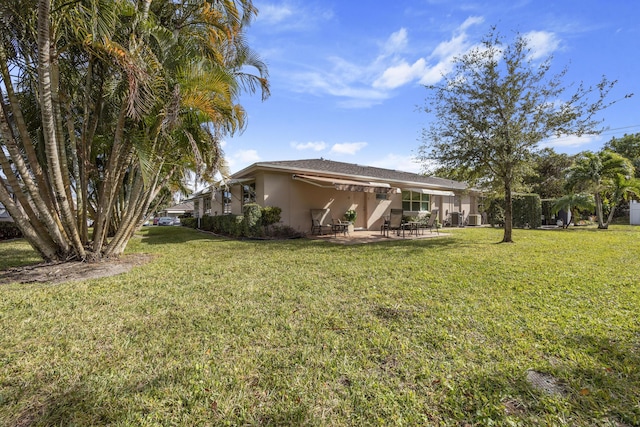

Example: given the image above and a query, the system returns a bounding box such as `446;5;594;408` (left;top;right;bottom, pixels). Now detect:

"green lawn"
1;226;639;426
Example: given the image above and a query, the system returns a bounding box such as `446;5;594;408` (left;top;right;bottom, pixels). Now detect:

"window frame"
401;190;430;212
242;183;256;206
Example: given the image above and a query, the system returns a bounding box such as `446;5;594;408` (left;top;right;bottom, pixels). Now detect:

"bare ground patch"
0;253;154;285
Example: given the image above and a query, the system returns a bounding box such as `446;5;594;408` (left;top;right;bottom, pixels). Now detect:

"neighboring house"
159;200;194;219
192;158;483;232
0;201;11;222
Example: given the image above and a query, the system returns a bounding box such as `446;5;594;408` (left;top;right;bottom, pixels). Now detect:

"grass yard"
1;226;639;426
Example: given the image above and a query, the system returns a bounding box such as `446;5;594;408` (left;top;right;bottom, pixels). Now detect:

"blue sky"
222;0;640;174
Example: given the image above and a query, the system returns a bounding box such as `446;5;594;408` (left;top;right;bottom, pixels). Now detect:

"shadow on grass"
139;225;224;245
0;241;42;270
452;332;640;425
9;364;314;426
139;226;466;254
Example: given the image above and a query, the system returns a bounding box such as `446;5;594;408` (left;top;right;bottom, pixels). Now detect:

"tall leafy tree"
524;148;575;199
418;28;619;242
565;150;638;228
0;0;269;262
605;133;640;178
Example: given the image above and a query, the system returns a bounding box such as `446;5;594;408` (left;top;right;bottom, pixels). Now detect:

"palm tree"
551;193;595;228
0;0;269;262
565;150;635;228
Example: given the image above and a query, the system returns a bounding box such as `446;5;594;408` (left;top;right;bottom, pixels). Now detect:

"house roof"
232;158;473;192
162;200;194;213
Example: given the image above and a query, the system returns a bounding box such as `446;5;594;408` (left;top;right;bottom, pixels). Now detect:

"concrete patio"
307;228;449;245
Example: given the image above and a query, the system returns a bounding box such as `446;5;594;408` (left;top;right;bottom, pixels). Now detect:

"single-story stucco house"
191;158;483;232
159;200;194;219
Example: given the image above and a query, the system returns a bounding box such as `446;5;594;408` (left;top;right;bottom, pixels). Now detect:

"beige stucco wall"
225;171;479;231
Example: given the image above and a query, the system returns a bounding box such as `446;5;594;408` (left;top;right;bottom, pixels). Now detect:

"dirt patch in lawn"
0;253;154;285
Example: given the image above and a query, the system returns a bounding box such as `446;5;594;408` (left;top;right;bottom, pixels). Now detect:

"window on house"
193;199;200;218
243;183;256;205
203;197;211;215
223;191;232;214
402;190;430;212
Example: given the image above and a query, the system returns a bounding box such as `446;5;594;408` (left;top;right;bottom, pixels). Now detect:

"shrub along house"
191;158;482;233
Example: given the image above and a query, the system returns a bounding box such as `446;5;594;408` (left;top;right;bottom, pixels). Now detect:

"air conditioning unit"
450;211;461;226
468;214;481;226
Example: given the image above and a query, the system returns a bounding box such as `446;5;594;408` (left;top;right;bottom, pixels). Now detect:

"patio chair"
380;217;390;235
310;209;331;235
423;208;439;235
385;208;407;237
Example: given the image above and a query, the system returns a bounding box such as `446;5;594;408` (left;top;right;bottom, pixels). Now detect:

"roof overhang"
293;174;395;194
403;188;455;197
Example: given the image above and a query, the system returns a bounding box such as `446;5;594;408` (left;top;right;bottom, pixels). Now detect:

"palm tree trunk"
0;182;59;261
0;143;52;241
92;105;130;252
0;97;71;255
0;44;55;212
50;48;77;221
594;193;607;229
37;0;86;260
63;101;85;241
605;203;616;227
104;169;148;257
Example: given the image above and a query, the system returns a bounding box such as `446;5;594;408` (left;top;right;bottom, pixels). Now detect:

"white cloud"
460;16;485;31
375;17;483;90
523;31;560;60
541;134;602;149
291;141;327;151
330;142;368;155
373;59;427;90
257;3;294;24
289;16;485;108
381;28;409;55
255;2;333;31
226;149;261;173
292;70;390;108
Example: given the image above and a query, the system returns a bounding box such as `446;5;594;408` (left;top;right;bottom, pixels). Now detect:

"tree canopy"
418;28;618;242
524;148;576;199
605;133;640;178
0;0;269;262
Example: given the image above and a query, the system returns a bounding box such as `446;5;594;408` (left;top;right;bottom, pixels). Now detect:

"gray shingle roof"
233;158;470;190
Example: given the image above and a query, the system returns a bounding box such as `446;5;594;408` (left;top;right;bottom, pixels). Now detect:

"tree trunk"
92;105;129;253
502;182;514;243
594;193;608;229
37;0;86;260
605;202;617;228
0;98;71;254
0;182;58;261
0;44;55;212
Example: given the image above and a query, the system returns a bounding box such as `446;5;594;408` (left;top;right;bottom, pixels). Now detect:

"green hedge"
183;205;300;239
0;221;22;240
487;194;542;229
541;199;557;225
180;217;197;228
512;194;542;228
